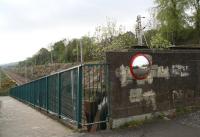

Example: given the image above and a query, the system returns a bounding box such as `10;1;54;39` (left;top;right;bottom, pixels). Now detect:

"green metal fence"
10;64;109;130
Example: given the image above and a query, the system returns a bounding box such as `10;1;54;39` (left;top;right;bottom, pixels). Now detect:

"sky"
0;0;154;65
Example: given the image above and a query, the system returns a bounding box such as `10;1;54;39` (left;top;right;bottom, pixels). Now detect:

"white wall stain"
136;72;154;85
129;89;157;110
152;65;170;79
115;64;132;87
143;90;157;110
172;90;184;101
129;88;143;103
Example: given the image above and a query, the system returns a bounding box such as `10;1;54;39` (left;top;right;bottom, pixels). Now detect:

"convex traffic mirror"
130;53;152;80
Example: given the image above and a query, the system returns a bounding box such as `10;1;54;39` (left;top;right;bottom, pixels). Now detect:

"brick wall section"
106;49;200;119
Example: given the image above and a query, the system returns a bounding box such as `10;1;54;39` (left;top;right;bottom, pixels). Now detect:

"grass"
119;113;166;129
119;119;148;129
175;106;199;117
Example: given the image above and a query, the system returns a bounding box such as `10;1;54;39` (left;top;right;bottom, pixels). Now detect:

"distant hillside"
1;62;18;68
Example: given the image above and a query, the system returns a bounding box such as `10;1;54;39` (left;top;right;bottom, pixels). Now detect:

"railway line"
2;69;30;85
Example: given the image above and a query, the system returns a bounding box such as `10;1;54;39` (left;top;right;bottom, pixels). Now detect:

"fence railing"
10;64;109;130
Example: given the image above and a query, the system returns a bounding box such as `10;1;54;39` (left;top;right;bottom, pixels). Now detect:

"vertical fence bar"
77;65;82;128
33;81;35;107
58;73;61;118
46;76;49;113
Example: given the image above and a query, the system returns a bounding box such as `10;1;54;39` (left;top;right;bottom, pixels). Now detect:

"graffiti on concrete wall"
115;64;190;87
115;63;190;110
171;65;189;77
137;65;170;85
151;65;170;79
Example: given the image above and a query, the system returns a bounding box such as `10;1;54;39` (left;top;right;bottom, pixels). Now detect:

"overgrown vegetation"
154;0;200;45
0;68;16;96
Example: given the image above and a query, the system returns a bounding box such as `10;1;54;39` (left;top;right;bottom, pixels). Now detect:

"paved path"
2;96;200;137
0;96;74;137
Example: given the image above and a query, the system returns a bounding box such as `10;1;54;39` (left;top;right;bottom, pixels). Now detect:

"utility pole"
80;40;83;64
136;15;145;46
25;64;28;83
50;45;53;64
50;43;56;72
32;58;36;80
31;64;33;79
0;68;1;89
77;42;79;63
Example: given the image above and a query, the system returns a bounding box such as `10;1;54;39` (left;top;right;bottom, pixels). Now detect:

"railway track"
2;69;30;85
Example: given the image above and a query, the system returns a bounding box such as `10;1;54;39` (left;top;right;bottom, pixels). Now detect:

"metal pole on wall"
136;15;145;46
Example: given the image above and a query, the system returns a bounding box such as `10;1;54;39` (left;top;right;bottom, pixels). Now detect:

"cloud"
0;0;154;64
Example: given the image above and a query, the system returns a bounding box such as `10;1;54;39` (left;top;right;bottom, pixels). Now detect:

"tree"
150;33;171;48
51;40;66;63
93;18;124;47
144;29;158;47
189;0;200;43
103;31;137;51
35;48;51;65
155;0;188;45
65;39;79;62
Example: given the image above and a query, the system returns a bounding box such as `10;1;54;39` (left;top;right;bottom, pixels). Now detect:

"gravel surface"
1;96;200;137
178;111;200;128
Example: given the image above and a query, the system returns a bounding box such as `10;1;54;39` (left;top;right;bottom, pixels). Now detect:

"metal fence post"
58;73;62;118
46;76;49;113
77;65;82;128
33;81;35;107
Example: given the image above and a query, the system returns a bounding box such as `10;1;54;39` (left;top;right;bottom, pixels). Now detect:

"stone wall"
106;49;200;127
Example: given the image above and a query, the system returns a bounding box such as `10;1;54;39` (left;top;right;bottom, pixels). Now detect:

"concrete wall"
106;49;200;128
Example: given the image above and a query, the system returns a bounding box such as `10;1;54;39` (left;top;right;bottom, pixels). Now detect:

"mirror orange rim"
129;53;151;80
